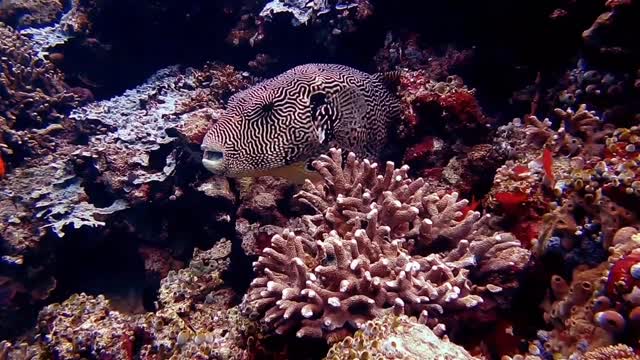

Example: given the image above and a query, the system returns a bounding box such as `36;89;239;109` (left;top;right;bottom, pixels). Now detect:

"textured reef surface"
1;0;640;359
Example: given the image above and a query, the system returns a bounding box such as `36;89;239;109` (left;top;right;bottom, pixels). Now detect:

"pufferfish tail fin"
373;70;402;91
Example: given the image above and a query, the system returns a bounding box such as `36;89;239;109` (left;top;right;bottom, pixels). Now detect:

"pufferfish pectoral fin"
252;160;323;185
329;86;368;129
309;92;334;146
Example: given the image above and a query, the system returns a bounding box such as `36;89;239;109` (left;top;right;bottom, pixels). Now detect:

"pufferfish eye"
305;159;315;171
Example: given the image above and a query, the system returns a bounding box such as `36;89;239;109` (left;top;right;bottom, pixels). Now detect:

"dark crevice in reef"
221;178;257;299
260;334;329;360
52;0;245;99
225;213;254;301
49;225;151;314
50;0;609;113
43;0;629;137
73;157;120;208
370;0;606;120
46;172;239;315
0;234;58;341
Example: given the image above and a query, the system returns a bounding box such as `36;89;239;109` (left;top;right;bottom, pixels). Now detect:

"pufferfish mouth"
201;148;226;175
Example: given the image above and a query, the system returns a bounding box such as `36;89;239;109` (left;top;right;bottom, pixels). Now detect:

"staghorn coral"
325;313;478;360
242;148;524;341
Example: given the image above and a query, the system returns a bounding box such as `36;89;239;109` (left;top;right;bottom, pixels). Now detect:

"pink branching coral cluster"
242;148;525;341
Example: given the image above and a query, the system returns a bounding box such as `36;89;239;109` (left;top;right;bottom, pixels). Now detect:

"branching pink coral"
242;148;524;342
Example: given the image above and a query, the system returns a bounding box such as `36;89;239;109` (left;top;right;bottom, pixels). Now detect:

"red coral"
486;319;522;357
0;154;5;178
409;87;489;132
606;252;640;299
422;167;444;180
495;191;529;213
542;148;555;182
604;141;639;161
438;89;489;128
512;165;530;176
457;195;480;221
510;219;541;248
403;136;435;163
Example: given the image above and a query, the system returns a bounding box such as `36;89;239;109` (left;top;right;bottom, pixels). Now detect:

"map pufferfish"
201;63;402;184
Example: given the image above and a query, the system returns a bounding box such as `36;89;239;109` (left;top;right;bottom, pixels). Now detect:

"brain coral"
242;148;523;341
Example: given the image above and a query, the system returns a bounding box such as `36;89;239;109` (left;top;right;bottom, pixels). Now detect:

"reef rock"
325;313;478;360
